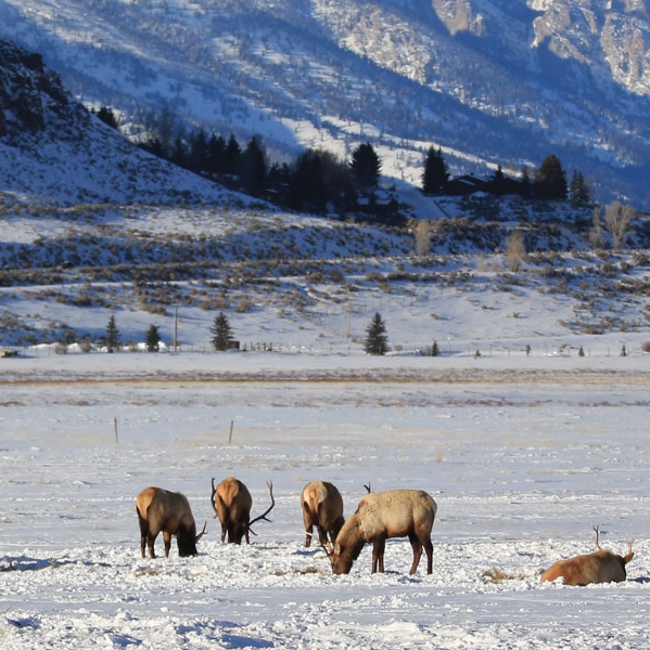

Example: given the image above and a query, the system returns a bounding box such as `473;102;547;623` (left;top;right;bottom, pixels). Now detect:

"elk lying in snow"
301;480;345;547
211;477;275;544
328;489;437;575
541;525;634;586
136;487;206;558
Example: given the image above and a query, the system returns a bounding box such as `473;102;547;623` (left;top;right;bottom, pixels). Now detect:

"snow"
1;349;649;649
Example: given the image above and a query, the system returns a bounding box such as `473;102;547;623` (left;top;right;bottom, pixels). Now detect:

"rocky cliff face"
0;40;74;138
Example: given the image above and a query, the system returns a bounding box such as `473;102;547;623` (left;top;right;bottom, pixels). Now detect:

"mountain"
1;0;650;208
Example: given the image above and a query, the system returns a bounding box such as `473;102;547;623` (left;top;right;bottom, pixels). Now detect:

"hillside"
1;0;650;207
2;39;650;355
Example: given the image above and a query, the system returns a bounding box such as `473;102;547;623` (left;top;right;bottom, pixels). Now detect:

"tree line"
96;105;592;218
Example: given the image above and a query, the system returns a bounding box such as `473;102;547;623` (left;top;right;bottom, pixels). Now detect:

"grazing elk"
211;477;275;544
541;525;634;586
301;480;345;547
136;487;206;559
328;489;437;575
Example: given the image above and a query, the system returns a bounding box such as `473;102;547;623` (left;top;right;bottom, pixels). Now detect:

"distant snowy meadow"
1;351;649;649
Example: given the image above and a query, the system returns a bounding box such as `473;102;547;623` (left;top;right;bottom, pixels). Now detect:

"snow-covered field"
1;351;649;649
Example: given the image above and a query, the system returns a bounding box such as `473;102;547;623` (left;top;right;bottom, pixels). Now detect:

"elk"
328;489;437;575
541;525;634;586
211;477;275;544
135;487;206;559
301;480;345;547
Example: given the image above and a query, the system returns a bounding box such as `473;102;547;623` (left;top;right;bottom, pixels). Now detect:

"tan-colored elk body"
330;489;437;575
301;480;345;547
541;526;634;586
211;477;275;544
136;487;205;558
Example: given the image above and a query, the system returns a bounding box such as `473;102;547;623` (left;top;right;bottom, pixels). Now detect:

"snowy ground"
1;351;649;649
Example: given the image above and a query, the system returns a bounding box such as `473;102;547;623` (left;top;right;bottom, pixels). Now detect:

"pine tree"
96;106;119;130
421;146;449;195
569;170;592;207
106;315;120;353
145;325;161;352
534;154;567;201
210;312;233;351
364;312;389;356
289;149;327;211
239;136;268;195
224;134;241;176
350;142;381;189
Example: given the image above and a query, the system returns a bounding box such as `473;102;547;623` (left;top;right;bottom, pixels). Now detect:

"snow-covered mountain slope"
2;0;650;208
0;39;245;205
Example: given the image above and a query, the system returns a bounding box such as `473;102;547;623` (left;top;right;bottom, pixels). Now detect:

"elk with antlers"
136;487;206;558
211;476;274;544
541;525;634;586
327;488;437;575
301;480;345;547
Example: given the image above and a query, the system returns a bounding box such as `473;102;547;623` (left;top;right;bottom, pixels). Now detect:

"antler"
248;481;275;535
592;523;601;549
195;521;208;543
364;482;372;493
210;478;218;517
319;539;335;569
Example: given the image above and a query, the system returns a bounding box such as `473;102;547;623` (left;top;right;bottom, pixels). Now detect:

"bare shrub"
414;220;431;257
604;201;635;250
505;231;526;272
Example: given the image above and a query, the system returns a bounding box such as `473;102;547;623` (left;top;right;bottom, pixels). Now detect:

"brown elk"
210;477;275;544
541;525;634;586
301;480;345;547
135;487;206;558
328;489;437;575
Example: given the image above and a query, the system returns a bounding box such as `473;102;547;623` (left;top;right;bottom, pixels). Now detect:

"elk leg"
137;511;148;558
372;537;386;573
408;533;423;575
163;531;172;558
147;536;156;559
317;526;329;547
423;538;433;574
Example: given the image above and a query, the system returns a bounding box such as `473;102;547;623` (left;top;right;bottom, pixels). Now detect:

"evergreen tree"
210;312;233;351
350;142;381;189
96;106;119;130
421;146;449;195
489;165;507;196
188;129;208;173
364;312;389;356
170;134;186;168
206;133;226;176
106;315;120;353
534;154;567;200
569;170;592;207
224;134;241;176
145;325;161;352
239;136;268;195
289;149;327;211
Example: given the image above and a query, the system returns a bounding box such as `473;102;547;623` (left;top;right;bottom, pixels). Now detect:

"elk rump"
136;487;205;558
211;476;274;544
301;480;345;547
